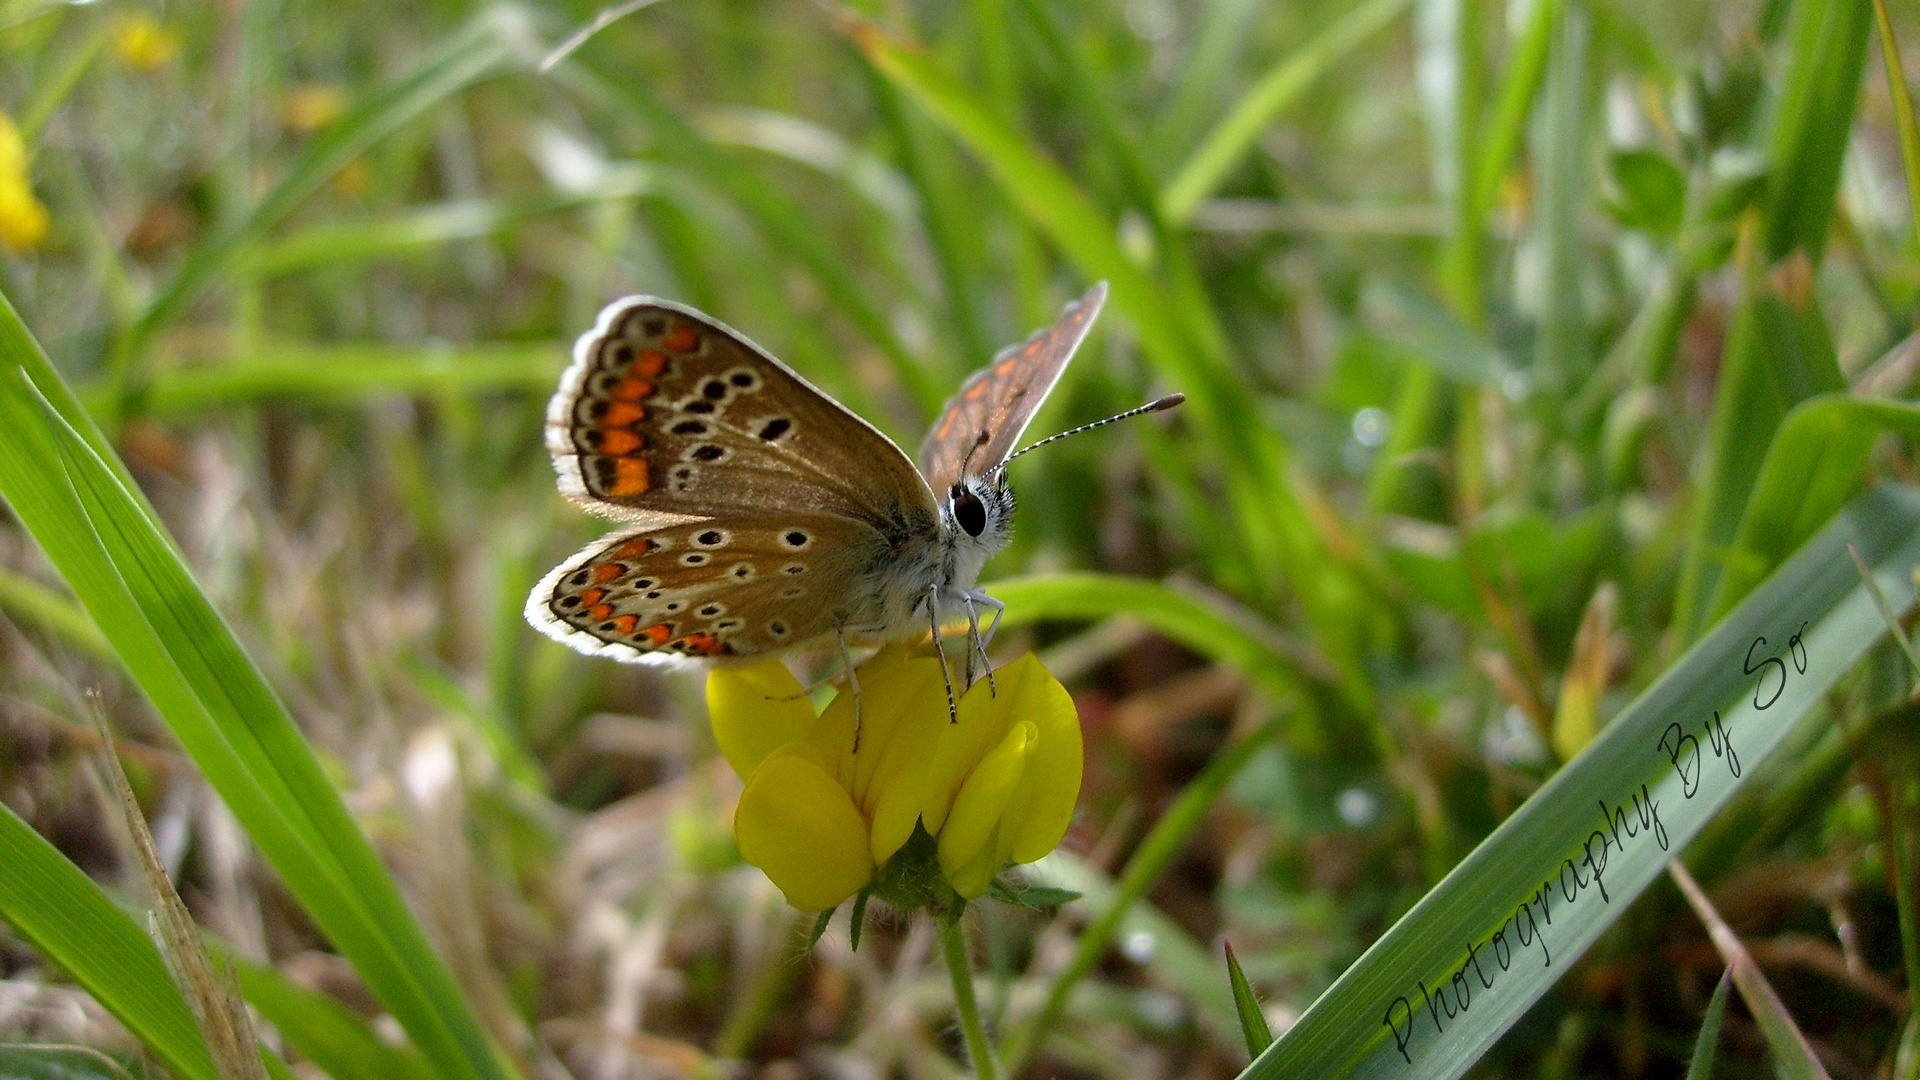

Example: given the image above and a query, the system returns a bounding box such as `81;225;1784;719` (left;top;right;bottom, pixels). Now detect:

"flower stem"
940;912;998;1080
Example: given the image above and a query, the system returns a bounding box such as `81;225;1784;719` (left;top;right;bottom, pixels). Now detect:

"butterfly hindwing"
526;514;898;663
550;297;937;528
917;282;1107;493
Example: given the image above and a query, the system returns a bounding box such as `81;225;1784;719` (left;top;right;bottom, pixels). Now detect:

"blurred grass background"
1;0;1919;1075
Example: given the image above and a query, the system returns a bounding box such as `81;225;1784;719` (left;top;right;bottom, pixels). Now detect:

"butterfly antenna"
989;394;1185;476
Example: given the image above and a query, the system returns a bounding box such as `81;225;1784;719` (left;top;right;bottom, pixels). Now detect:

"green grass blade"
89;341;566;415
249;187;650;277
1673;268;1846;640
1238;485;1920;1078
0;801;222;1080
0;295;522;1080
0;1045;139;1080
990;573;1337;707
1529;0;1591;393
1226;943;1275;1058
1684;970;1732;1080
1762;0;1873;261
0;565;112;660
1148;0;1263;166
109;9;533;398
1705;395;1920;623
1668;861;1832;1080
1159;0;1412;225
229;958;436;1080
1870;0;1920;241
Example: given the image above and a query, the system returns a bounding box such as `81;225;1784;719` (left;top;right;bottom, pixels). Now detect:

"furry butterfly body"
526;284;1108;666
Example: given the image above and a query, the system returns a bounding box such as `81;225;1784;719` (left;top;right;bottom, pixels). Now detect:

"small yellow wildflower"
0;113;48;252
709;645;1082;911
283;84;348;134
113;15;182;72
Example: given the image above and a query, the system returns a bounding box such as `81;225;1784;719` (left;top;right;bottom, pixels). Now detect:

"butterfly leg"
837;628;864;751
963;593;997;696
928;584;958;722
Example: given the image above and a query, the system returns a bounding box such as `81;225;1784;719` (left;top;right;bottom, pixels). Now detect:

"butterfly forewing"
917;282;1107;492
550;297;936;527
527;514;895;662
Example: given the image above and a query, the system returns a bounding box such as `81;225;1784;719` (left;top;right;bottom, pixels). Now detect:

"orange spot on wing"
633;349;667;376
610;614;640;635
676;632;724;656
588;603;615;621
964;382;987;401
596;429;641;455
936;412;957;440
641;623;672;645
612;537;658;560
578;588;606;606
610;378;653;402
662;323;700;352
608;458;650;496
601;402;645;428
591;563;624;584
997;358;1019;375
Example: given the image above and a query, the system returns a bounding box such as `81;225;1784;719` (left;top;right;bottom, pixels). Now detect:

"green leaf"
986;878;1081;911
1226;942;1274;1058
1239;486;1920;1078
1684;970;1732;1080
1871;0;1920;242
0;802;221;1080
807;907;836;951
1159;0;1412;224
1705;395;1920;623
1605;150;1688;239
0;291;522;1080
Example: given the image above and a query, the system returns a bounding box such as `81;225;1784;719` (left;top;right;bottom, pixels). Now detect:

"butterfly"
525;281;1176;695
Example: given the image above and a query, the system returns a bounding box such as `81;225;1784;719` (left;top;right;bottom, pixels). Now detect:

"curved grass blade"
1684;970;1732;1080
989;573;1336;705
0;293;523;1080
0;801;222;1080
1159;0;1412;225
1239;485;1920;1078
1704;395;1920;624
0;565;112;660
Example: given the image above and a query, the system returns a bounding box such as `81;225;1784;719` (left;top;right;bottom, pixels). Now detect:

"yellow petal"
993;655;1083;863
944;822;1003;900
938;721;1032;880
0;181;49;252
733;745;873;911
812;646;947;864
707;658;817;782
920;673;1016;835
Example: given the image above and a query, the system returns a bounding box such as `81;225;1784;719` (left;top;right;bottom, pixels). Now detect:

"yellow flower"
0;114;48;252
113;15;181;72
283;84;348;134
709;645;1082;911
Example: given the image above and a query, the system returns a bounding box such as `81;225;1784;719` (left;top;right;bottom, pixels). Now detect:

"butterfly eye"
951;485;987;538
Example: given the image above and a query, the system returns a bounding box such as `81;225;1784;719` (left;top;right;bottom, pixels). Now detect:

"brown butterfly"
525;282;1178;688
